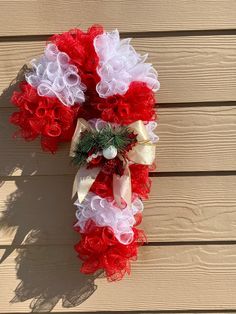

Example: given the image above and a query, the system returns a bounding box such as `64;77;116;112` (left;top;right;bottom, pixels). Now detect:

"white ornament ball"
102;145;117;159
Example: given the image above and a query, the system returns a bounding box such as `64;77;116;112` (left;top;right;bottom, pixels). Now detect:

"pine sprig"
72;124;137;167
97;125;133;151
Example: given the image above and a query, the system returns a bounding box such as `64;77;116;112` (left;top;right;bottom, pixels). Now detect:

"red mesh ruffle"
74;221;146;281
130;164;152;199
10;82;79;153
85;81;156;124
50;25;103;90
89;157;123;199
90;163;152;200
90;171;113;199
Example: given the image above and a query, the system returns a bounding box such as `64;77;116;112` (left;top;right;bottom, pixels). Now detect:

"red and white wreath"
10;25;160;281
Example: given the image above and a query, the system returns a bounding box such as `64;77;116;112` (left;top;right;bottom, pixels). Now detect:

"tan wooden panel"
158;105;236;172
0;312;230;314
1;245;236;312
1;105;236;176
1;175;236;245
1;36;236;105
1;0;236;36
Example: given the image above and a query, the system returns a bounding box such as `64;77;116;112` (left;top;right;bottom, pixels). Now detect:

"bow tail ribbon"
72;166;101;202
113;163;131;208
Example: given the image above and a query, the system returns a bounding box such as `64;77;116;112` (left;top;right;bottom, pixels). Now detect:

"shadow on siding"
0;67;100;312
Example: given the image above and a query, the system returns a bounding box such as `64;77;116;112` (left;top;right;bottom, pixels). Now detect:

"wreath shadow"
0;67;100;312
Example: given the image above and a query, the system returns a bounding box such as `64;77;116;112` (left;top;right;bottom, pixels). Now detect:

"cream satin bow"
70;119;156;208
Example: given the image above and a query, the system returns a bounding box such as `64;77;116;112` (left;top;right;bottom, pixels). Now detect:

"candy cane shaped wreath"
10;25;160;281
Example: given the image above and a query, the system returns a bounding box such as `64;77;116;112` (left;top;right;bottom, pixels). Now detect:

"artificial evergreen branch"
72;125;137;167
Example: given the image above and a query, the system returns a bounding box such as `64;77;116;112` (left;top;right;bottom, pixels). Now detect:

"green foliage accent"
97;125;133;151
72;124;137;167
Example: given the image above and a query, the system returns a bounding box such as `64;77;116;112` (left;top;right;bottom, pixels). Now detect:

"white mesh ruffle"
94;29;160;98
25;43;86;106
74;193;143;245
145;121;159;143
88;118;108;131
